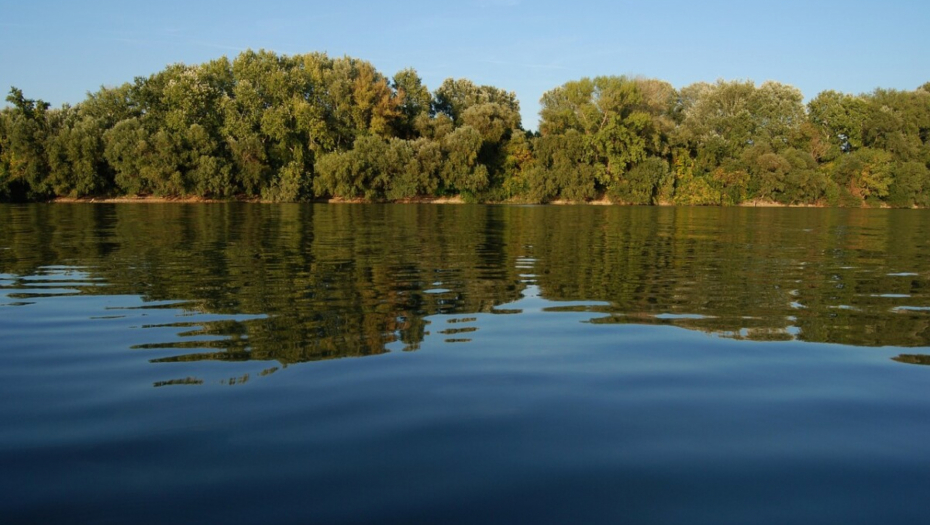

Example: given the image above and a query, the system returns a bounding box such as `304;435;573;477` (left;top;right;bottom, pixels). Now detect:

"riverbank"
49;194;889;208
50;195;469;205
53;195;232;204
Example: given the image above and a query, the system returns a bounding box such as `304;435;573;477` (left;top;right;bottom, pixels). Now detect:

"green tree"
392;68;432;139
831;147;894;204
440;126;488;196
385;138;442;200
222;50;324;200
313;135;389;200
862;88;930;163
807;90;868;157
525;130;598;203
609;158;671;205
888;161;930;207
433;78;520;127
1;88;53;199
539;76;651;191
46;106;111;196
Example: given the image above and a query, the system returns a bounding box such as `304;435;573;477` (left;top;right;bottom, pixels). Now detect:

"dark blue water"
1;204;929;524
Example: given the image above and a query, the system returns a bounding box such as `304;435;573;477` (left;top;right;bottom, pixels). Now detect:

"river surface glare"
1;204;929;524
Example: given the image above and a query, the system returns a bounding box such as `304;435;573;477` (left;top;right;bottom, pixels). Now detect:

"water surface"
1;204;929;524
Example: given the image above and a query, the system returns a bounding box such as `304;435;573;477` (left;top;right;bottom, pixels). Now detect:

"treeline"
1;50;929;206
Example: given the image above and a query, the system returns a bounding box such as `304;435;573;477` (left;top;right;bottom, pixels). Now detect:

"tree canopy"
2;50;928;207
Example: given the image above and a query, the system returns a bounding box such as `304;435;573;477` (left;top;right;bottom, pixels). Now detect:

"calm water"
1;204;929;524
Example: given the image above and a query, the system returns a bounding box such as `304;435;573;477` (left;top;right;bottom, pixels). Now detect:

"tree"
46;106;111;196
862;88;930;163
538;76;651;190
433;78;521;128
104;118;186;195
441;126;488;195
313;135;389;200
832;147;893;203
679;80;756;158
385;138;442;200
609;158;671;205
888;161;930;208
751;81;806;147
807;90;867;157
525;130;598;203
1;88;53;199
221;50;325;200
392;68;431;139
633;78;677;158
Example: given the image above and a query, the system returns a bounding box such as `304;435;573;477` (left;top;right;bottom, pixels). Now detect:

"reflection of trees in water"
893;355;930;366
1;204;929;373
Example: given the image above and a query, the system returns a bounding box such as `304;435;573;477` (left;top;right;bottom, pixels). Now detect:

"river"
1;204;929;524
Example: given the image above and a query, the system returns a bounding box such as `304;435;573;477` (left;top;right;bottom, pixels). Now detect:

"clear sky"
1;0;928;130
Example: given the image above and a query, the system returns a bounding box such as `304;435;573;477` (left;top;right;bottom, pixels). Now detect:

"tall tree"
1;88;53;199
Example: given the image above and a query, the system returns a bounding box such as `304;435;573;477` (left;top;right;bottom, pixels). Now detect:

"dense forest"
1;50;929;206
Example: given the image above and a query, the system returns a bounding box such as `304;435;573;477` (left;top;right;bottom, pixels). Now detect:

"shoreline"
50;195;469;205
46;195;895;208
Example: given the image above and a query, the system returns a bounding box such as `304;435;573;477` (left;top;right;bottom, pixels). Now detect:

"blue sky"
1;0;928;130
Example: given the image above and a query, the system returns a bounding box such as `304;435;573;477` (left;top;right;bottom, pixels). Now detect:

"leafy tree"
384;138;442;200
433;78;520;128
440;125;488;196
315;135;443;201
672;155;720;206
314;135;390;200
710;166;750;205
633;78;677;158
525;130;598;203
780;148;828;204
222;50;322;200
609;158;671;205
495;131;534;200
1;88;53;199
392;68;432;139
831;147;894;202
807;90;868;157
46;106;110;196
539;76;651;190
461;103;518;144
680;80;805;156
103;118;187;195
338;58;402;138
678;80;756;159
887;161;930;208
862;88;930;163
752;82;806;147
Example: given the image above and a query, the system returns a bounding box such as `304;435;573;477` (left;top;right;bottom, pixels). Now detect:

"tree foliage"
2;51;929;207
